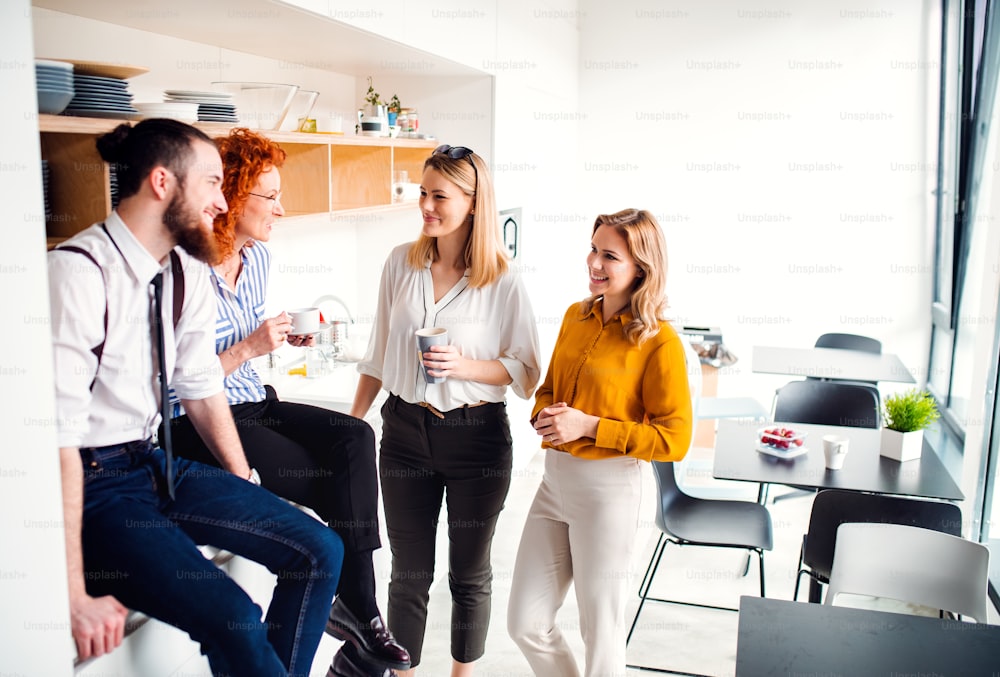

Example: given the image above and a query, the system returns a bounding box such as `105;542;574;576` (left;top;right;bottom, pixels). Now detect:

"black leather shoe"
327;642;397;677
326;598;411;671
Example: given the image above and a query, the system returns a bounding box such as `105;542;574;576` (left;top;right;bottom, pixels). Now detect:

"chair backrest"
803;490;963;581
814;333;882;354
772;379;880;428
650;460;685;535
825;522;990;622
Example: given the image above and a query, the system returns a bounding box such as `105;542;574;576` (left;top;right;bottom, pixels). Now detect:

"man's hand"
71;593;129;660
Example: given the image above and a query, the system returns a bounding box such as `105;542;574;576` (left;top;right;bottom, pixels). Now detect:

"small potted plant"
358;76;388;136
364;76;382;109
880;389;941;462
387;93;401;126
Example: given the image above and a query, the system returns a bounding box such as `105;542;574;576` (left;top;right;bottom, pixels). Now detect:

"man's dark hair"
96;118;214;200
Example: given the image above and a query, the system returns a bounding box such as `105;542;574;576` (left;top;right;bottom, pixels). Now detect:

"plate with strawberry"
756;426;808;459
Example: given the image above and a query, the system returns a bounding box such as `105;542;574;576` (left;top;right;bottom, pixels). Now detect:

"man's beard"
163;192;219;264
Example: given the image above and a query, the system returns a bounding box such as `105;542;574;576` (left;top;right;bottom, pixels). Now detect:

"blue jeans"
79;439;343;677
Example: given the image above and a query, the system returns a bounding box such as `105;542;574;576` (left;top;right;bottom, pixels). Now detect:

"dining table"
736;596;1000;676
712;418;964;502
752;345;916;383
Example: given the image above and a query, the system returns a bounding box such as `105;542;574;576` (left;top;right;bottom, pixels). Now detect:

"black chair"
768;379;881;503
793;489;962;603
814;332;882;354
810;333;883;388
772;379;881;429
626;461;773;675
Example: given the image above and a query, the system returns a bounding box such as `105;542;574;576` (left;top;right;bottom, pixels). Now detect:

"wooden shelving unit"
38;114;436;243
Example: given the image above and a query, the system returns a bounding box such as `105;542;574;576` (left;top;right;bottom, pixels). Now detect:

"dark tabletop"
736;596;1000;676
713;419;964;501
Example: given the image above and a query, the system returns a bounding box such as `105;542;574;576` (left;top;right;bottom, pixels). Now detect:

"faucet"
312;295;355;324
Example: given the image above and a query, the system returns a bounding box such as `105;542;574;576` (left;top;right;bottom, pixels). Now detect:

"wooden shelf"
37;114;436;239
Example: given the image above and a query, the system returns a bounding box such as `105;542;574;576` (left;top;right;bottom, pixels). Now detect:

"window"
928;0;995;439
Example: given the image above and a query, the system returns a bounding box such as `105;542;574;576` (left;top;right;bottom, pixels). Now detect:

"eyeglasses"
248;191;282;209
433;144;478;189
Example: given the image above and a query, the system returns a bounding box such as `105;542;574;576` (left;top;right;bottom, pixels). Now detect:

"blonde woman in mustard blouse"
507;208;693;677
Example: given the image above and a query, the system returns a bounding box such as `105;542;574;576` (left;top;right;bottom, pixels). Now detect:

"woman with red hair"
167;128;410;676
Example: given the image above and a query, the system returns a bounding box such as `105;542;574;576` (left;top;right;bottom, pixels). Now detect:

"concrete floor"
319;446;816;677
150;443;813;677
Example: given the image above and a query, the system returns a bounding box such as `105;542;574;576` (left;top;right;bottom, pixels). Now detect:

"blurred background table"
752;345;916;383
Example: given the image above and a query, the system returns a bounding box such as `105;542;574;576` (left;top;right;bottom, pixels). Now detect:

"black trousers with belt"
378;394;513;666
168;385;382;620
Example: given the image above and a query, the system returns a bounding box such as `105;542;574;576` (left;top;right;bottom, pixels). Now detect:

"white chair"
825;522;991;623
676;337;765;501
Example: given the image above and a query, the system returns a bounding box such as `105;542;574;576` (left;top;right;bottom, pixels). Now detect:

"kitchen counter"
257;356;367;415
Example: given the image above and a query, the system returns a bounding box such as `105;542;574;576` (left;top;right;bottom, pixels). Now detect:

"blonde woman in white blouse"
352;145;541;677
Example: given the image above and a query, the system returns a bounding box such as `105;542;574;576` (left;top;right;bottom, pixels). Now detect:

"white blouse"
358;243;541;412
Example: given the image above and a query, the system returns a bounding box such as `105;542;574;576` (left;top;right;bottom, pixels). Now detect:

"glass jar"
398;108;419;134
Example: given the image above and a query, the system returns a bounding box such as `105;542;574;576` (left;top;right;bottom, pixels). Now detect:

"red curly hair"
212;128;286;265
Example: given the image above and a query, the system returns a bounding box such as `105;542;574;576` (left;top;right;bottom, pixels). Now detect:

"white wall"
576;0;940;407
2;0;75;673
328;0;940;409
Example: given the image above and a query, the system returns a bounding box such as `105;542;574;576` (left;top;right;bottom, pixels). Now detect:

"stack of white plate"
163;90;238;123
133;101;199;123
64;73;139;119
35;59;75;114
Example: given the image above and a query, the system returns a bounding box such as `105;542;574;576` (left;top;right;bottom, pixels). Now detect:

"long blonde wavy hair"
581;209;669;346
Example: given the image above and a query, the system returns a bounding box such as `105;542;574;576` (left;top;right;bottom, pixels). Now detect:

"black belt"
390;393;499;420
79;438;155;467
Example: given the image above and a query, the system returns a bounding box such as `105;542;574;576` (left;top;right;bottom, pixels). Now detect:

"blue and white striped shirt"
170;242;270;416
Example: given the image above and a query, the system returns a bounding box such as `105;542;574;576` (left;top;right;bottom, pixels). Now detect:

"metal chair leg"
627;535;668;645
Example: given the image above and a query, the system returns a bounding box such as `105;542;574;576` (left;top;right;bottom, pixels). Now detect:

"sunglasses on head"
433;144;475;160
433;144;479;190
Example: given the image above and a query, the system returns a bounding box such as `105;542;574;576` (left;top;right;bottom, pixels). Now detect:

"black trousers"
169;386;381;620
378;394;513;666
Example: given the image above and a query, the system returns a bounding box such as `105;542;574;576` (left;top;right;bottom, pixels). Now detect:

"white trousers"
507;449;643;677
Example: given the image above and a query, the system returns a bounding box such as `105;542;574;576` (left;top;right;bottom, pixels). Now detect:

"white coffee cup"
288;307;320;336
415;327;448;384
822;434;850;470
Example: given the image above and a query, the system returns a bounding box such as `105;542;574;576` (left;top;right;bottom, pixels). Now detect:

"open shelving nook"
39;115;437;245
32;0;493;246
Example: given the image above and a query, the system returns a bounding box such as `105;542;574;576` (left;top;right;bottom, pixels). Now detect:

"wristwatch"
247;468;262;486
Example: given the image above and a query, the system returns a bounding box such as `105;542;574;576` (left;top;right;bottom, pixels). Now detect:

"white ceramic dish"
164;89;234;100
756;443;809;459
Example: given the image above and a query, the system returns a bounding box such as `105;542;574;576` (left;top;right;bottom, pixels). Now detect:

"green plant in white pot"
880;389;941;462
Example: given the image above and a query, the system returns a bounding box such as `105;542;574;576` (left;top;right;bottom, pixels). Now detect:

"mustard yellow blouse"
532;300;693;462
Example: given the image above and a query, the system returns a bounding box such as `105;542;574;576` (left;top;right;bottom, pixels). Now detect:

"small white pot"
880;428;924;462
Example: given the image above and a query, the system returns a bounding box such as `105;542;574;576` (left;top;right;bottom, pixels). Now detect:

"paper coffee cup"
416;327;448;384
822;434;849;470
